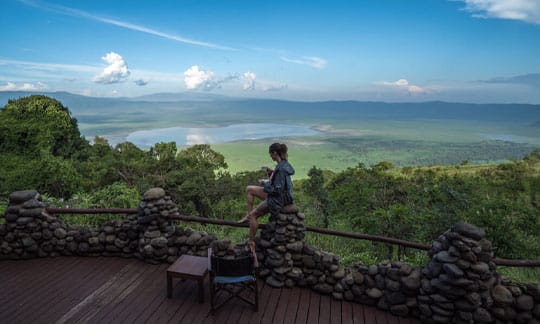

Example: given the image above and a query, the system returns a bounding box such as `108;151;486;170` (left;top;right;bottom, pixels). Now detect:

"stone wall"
0;189;216;263
1;188;539;323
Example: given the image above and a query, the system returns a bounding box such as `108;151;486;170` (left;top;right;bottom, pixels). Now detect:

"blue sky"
1;0;540;103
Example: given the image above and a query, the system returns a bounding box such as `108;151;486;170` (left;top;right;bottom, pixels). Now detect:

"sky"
1;0;540;103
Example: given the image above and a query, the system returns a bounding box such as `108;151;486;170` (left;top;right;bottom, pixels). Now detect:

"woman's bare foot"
237;213;250;223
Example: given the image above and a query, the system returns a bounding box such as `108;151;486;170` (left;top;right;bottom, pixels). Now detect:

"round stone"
516;295;534;311
9;190;39;204
452;221;486;240
367;288;383;299
492;285;513;305
143;188;166;201
266;276;284;288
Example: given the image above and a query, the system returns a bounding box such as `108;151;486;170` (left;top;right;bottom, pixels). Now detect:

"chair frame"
209;255;259;314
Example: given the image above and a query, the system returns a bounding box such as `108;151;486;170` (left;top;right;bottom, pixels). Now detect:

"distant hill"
1;91;540;124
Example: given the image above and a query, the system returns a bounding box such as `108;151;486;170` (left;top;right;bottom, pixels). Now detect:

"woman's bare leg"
238;185;267;223
246;185;267;213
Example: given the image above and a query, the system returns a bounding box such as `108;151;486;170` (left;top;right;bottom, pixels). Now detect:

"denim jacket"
263;160;295;214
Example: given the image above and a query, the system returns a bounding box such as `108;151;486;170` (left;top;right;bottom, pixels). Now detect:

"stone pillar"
257;204;307;287
419;221;497;323
0;190;72;259
136;188;180;263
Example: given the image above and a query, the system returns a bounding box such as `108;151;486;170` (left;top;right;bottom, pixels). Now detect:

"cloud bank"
93;52;130;84
281;56;327;69
183;66;241;91
0;81;48;91
478;73;540;86
458;0;540;25
381;79;429;95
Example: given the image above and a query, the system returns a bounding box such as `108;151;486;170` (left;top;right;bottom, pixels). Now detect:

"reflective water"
126;123;320;147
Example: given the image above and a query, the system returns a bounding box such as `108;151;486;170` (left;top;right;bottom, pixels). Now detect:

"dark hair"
269;143;288;161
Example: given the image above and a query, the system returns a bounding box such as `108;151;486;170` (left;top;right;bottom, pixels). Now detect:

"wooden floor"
0;257;421;324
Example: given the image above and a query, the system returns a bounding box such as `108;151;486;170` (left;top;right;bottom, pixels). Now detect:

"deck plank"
0;257;420;324
330;297;343;324
22;257;123;323
283;284;302;324
272;285;292;324
103;263;166;323
260;281;283;324
319;294;332;324
293;287;310;324
306;288;321;324
341;299;353;324
1;257;84;322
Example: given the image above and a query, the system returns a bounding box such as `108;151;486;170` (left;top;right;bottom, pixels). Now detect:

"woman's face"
269;151;279;162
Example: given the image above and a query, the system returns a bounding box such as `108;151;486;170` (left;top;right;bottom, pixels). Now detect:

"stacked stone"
210;239;252;259
491;278;540;323
169;227;216;261
419;221;497;323
257;204;307;288
136;188;181;263
336;261;421;317
0;190;69;259
96;216;139;258
136;188;216;264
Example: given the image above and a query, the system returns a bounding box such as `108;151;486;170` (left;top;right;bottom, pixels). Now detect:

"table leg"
167;273;173;298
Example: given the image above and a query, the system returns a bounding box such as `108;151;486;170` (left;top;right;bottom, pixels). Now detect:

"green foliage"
0;95;86;158
305;166;330;227
88;182;140;208
0;95;539;273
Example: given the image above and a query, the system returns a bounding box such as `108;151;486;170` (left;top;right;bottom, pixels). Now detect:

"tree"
167;145;228;217
0;95;86;158
0;96;87;197
306;166;330;227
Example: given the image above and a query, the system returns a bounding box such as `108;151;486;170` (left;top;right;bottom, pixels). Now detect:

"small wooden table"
167;254;209;303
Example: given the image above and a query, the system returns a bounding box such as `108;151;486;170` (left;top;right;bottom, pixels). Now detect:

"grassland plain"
211;118;539;178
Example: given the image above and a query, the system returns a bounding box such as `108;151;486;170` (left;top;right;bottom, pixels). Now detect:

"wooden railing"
45;207;540;267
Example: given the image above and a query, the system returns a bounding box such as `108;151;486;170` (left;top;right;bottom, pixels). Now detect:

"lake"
126;123;321;148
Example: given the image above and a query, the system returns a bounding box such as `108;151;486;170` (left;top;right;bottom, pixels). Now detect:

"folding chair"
209;254;258;314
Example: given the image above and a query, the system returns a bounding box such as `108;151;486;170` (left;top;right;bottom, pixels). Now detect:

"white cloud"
458;0;540;24
93;52;130;84
134;79;148;86
19;0;235;50
183;66;239;91
262;84;288;92
281;56;327;69
186;133;213;145
380;79;429;95
243;71;256;90
0;81;48;91
0;58;97;73
183;65;216;90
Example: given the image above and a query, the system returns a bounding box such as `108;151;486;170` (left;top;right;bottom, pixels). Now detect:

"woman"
239;143;295;252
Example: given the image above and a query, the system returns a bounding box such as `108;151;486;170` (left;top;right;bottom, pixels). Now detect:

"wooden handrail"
44;207;540;267
45;207;138;214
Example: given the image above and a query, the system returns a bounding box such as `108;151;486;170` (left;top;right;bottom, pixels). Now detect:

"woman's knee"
246;185;257;194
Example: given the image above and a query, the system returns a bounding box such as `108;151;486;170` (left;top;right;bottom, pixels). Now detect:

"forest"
1;95;539;280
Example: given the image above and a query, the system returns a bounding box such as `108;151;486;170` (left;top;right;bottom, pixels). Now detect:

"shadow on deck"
0;257;421;324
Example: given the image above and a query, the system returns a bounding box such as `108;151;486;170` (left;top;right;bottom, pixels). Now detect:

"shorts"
251;200;269;218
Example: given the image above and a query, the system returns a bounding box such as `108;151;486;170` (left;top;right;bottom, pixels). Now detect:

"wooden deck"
0;257;421;324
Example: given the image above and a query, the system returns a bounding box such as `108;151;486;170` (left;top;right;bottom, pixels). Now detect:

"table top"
167;254;208;276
